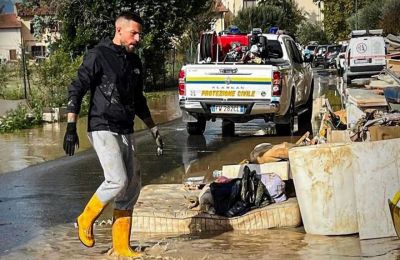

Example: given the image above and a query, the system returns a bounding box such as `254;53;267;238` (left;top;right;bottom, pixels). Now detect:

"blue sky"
1;0;23;13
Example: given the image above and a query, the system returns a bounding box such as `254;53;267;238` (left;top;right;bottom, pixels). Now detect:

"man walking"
63;11;163;258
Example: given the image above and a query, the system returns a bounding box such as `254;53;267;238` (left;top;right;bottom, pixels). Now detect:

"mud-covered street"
0;71;399;259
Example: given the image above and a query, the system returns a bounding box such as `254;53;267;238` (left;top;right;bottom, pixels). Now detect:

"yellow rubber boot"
111;209;142;258
76;194;106;247
389;191;400;238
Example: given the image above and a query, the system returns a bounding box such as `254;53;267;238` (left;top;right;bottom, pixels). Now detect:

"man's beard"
123;43;136;53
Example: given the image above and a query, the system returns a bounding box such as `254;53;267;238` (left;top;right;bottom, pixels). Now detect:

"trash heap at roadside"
179;69;400;241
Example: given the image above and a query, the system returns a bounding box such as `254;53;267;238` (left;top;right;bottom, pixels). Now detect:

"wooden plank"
366;80;398;90
347;88;387;107
388;59;400;73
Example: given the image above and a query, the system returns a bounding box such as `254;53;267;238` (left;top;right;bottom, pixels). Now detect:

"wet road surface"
1;70;399;259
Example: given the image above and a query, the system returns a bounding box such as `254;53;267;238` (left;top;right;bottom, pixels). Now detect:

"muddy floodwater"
0;91;181;174
1;71;400;259
3;223;399;259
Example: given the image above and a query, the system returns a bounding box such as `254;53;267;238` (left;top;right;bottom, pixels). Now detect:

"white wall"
0;28;21;60
295;0;324;23
20;18;60;57
221;0;243;16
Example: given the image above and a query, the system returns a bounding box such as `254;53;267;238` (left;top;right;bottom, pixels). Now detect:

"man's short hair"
116;11;143;25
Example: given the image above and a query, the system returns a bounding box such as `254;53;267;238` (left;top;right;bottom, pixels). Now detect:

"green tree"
30;50;82;108
347;0;383;31
55;0;212;90
381;0;400;35
174;4;215;64
0;64;8;98
233;3;304;36
234;5;284;34
295;21;328;46
257;0;304;36
319;0;381;41
323;0;354;42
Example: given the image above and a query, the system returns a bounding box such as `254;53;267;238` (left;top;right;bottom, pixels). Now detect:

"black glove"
63;122;79;156
150;126;164;156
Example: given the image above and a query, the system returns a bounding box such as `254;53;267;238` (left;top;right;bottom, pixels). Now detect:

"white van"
343;29;386;83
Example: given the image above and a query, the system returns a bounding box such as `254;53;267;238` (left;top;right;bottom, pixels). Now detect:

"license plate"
354;59;369;64
211;105;245;114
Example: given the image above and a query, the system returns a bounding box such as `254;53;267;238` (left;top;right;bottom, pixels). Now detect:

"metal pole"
172;47;175;78
355;0;358;30
221;13;224;31
21;46;27;99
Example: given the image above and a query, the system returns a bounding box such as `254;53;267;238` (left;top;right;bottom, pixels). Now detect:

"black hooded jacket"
67;38;151;134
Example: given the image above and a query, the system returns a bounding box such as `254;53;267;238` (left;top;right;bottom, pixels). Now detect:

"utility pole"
355;0;358;30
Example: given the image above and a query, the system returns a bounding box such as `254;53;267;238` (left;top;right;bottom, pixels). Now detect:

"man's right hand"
63;122;79;156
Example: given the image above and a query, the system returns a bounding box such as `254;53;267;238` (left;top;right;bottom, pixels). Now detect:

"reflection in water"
154;118;306;185
182;134;301;183
315;70;342;111
182;135;207;174
311;70;343;136
0;91;180;174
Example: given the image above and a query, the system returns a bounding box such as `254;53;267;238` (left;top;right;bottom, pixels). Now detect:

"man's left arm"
133;58;164;156
137;105;164;156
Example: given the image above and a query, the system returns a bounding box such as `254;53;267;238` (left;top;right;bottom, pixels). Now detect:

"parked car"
312;45;327;68
343;29;386;84
303;44;318;62
336;43;348;76
323;45;342;69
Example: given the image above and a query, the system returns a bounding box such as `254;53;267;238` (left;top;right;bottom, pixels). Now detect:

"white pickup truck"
178;31;314;135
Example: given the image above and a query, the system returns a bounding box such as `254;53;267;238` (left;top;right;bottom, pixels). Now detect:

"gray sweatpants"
88;131;141;210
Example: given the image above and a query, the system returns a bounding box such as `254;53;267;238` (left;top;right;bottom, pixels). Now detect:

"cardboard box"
327;129;353;143
369;125;400;141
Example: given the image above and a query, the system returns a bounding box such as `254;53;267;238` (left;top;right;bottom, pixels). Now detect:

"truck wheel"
299;83;314;125
187;119;206;135
275;95;295;136
346;75;353;85
222;119;235;136
337;67;342;76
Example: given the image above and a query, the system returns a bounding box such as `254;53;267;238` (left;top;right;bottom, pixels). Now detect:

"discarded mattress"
132;184;301;233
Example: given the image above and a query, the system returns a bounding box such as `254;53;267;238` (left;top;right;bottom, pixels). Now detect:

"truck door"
285;38;307;105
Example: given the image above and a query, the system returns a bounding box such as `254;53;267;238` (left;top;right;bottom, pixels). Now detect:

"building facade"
15;3;59;59
294;0;324;23
0;13;21;61
213;0;324;33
